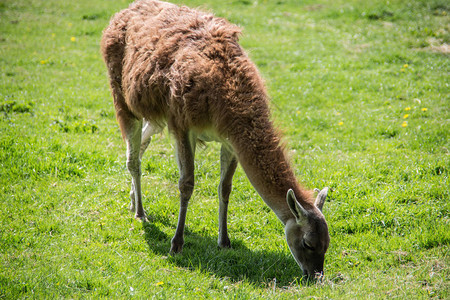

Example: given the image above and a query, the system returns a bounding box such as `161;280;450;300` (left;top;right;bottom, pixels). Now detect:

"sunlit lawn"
1;0;448;298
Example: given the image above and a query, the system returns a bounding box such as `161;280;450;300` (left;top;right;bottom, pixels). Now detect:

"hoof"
134;213;148;222
218;237;231;249
169;245;183;254
170;237;184;254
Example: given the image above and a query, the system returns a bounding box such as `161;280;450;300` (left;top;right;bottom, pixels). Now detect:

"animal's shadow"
142;213;305;287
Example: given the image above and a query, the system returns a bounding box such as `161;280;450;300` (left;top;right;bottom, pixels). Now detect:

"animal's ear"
314;187;329;211
287;189;308;223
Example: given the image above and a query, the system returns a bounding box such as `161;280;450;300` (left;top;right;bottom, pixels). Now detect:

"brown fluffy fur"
100;0;315;220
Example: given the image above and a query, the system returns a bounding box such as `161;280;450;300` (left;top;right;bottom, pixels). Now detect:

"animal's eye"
303;240;314;251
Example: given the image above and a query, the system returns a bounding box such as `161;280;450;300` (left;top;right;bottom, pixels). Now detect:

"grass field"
1;0;449;298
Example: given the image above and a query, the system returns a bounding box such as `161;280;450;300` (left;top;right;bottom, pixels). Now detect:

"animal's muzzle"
303;270;324;281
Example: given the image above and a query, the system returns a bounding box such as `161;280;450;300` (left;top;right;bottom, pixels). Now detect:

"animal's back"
101;0;266;137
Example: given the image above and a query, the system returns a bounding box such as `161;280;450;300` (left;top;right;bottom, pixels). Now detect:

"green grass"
1;0;449;298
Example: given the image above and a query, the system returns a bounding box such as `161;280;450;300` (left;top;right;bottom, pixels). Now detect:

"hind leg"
102;22;148;220
139;120;164;159
129;120;164;211
124;118;147;221
109;82;147;221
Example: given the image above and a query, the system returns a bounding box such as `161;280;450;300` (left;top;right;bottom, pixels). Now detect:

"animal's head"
284;188;330;279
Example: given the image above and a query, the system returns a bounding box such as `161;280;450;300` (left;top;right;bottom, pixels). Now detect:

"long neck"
227;114;313;225
216;54;313;223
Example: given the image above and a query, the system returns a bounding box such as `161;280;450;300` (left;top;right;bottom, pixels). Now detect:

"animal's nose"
303;270;324;281
314;270;324;281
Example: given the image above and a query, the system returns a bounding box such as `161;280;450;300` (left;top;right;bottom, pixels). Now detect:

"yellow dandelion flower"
40;60;47;64
404;107;411;111
403;114;409;119
70;36;76;42
338;121;344;126
156;281;164;286
400;68;405;72
401;121;408;127
51;33;56;38
403;64;409;68
421;108;428;112
68;22;73;27
296;110;300;115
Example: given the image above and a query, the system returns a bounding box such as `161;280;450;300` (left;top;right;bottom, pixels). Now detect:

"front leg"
218;145;238;248
170;132;196;253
